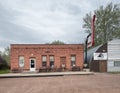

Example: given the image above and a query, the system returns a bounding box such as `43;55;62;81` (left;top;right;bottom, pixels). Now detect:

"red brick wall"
10;44;84;71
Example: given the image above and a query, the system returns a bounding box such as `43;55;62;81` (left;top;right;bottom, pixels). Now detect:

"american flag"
87;15;96;48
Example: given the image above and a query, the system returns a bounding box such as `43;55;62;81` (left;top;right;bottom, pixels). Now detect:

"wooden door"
99;61;107;72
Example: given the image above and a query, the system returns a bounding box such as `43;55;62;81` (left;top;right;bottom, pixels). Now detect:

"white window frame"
71;55;76;66
19;56;24;68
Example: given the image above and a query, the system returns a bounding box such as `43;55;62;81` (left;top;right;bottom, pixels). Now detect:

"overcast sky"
0;0;120;51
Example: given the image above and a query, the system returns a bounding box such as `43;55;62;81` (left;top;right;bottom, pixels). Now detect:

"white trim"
94;53;107;60
29;58;36;71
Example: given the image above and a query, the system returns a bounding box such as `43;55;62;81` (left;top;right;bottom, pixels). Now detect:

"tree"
0;55;8;70
0;47;10;70
3;47;10;66
46;40;65;44
4;46;10;55
0;47;10;67
83;2;120;46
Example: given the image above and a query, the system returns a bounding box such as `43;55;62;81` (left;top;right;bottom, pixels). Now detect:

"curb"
0;72;94;78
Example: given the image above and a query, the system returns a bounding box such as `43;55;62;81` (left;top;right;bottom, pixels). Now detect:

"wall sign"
94;53;107;60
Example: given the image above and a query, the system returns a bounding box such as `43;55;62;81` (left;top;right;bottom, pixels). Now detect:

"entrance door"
99;61;107;72
30;58;36;71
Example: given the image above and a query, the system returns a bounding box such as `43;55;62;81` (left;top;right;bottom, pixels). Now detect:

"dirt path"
0;73;120;93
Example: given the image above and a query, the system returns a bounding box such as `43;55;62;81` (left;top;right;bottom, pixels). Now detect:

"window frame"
19;56;24;68
71;55;76;67
114;61;120;67
42;55;47;67
49;55;54;68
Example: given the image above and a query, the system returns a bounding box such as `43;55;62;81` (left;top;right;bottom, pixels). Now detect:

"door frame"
29;58;36;71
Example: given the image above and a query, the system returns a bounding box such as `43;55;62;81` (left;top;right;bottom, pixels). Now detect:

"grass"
0;69;10;74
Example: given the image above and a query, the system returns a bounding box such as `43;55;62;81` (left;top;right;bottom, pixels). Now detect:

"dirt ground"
0;73;120;93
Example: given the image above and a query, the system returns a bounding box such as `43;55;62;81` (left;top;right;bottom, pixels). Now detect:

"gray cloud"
0;0;120;51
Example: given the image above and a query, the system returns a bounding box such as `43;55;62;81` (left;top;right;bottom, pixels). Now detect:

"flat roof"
11;44;83;46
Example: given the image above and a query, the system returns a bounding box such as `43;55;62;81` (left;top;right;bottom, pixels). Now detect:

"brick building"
10;44;84;72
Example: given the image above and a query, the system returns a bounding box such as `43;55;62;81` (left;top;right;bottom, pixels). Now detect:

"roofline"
11;44;84;46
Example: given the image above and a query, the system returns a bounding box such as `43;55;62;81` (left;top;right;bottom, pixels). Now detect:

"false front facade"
10;44;84;72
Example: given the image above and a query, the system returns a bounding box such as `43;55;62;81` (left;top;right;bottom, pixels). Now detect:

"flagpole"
92;15;96;46
84;14;96;68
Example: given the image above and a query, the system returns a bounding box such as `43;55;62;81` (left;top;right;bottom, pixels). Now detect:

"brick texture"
10;44;84;71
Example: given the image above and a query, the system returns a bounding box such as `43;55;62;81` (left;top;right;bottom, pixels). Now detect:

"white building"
107;39;120;72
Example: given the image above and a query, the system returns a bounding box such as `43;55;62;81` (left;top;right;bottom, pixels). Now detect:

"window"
42;56;47;67
71;55;76;67
114;61;120;67
50;56;54;68
19;56;24;68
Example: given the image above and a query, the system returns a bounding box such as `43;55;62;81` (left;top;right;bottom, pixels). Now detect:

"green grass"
0;69;10;74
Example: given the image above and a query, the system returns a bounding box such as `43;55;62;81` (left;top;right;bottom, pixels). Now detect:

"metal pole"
84;33;91;68
84;14;96;68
